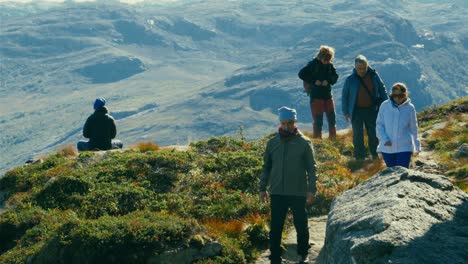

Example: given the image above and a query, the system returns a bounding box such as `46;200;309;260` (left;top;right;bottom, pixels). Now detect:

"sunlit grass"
205;218;245;238
56;144;78;157
131;141;160;152
418;98;467;192
424;113;467;185
453;179;468;192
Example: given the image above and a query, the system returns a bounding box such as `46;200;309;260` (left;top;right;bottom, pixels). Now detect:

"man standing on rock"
342;55;387;160
259;106;317;264
77;97;123;151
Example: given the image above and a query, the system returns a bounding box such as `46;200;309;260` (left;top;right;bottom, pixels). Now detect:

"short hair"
316;45;335;61
391;82;409;96
354;55;368;65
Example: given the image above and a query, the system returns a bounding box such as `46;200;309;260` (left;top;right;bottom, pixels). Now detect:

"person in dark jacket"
259;107;317;264
298;45;339;140
342;55;388;160
77;98;122;151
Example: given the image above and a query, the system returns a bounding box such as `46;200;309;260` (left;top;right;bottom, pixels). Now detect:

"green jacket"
259;132;317;197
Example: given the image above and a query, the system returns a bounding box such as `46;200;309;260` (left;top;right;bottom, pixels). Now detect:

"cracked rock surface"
318;167;468;264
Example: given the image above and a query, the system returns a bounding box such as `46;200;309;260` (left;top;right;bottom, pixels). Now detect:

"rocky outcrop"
453;143;468;158
318;167;468;264
76;56;146;84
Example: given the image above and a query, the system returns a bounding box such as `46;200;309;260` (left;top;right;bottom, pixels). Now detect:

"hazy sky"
0;0;178;3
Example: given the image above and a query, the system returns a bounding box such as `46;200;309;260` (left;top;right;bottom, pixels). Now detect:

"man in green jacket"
259;106;317;264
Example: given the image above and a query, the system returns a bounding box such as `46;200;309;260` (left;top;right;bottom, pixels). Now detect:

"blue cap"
94;97;106;110
278;106;297;121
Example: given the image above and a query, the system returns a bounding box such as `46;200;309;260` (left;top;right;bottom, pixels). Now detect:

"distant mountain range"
0;0;467;173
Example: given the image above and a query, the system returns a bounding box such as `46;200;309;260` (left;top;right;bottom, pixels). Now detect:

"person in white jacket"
376;83;421;168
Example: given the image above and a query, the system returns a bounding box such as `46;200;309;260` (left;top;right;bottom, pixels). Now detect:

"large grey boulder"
318;167;468;264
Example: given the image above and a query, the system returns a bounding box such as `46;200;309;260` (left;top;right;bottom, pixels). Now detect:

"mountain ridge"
0;0;466;173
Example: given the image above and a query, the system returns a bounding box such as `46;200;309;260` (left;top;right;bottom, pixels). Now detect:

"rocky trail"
255;216;327;264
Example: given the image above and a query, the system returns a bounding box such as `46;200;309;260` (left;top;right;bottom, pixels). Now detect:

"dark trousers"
77;140;123;151
310;98;337;140
351;107;378;158
269;195;309;261
382;152;412;168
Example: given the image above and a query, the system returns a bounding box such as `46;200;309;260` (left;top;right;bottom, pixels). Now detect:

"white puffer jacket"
376;98;421;154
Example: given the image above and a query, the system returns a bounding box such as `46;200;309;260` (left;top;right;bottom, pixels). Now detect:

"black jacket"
298;58;339;99
83;107;117;150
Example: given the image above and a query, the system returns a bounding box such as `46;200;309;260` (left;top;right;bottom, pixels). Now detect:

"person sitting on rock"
376;83;420;168
77;98;123;151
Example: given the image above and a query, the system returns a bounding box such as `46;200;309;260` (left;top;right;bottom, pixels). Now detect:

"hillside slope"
1;0;466;181
1;98;466;263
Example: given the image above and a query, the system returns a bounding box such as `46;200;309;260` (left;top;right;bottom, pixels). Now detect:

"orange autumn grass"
132;141;160;152
318;158;385;200
204;214;266;238
57;144;78;157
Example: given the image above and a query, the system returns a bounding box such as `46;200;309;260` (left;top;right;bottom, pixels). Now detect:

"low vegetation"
0;98;465;263
417;97;468;191
0;134;369;263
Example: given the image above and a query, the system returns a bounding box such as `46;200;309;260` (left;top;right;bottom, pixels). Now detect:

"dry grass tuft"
454;179;468;192
132;141;160;152
57;144;78;157
243;213;268;225
204;218;245;238
351;158;386;184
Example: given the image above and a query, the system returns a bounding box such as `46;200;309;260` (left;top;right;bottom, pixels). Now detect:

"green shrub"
222;168;260;193
208;235;247;264
34;175;92;210
81;183;152;218
201;152;262;193
0;206;46;254
92;150;193;193
191;136;246;154
76;151;96;164
0;154;71;196
245;222;269;249
197;191;263;221
0;168;25;192
33;211;198;263
146;193;190;216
